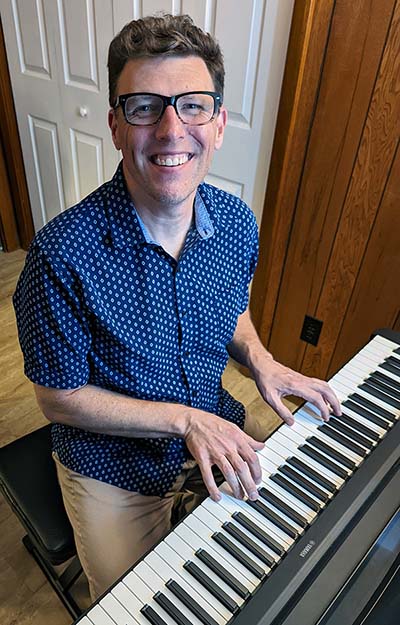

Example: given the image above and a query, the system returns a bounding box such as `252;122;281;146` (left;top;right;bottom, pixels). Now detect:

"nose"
154;104;185;141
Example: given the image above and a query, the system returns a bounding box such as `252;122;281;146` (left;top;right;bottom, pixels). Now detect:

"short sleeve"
13;243;91;389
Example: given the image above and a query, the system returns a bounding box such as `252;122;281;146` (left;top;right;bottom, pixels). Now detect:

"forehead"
116;55;215;95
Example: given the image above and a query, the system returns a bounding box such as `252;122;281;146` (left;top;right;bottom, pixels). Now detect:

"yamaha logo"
299;540;316;558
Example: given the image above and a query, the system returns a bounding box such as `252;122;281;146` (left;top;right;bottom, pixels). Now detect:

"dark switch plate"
300;315;323;346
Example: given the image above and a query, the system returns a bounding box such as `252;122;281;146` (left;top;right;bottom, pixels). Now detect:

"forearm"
34;382;194;438
228;309;273;379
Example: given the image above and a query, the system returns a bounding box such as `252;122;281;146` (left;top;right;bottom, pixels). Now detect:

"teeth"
154;154;189;166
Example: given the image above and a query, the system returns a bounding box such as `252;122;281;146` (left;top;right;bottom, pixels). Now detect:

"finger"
322;387;342;416
268;394;295;425
241;442;263;486
198;461;222;502
231;453;260;500
218;456;245;500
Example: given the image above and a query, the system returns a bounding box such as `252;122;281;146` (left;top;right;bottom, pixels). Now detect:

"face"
109;55;227;212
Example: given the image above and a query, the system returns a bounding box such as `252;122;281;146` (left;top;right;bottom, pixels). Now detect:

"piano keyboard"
73;332;400;625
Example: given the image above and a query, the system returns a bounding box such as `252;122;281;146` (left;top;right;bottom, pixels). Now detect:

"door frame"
0;16;34;251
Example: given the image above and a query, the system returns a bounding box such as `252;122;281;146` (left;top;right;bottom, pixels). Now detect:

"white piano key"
145;550;226;625
372;335;400;351
112;582;150;625
260;471;318;523
263;435;343;493
100;592;141;625
183;513;260;586
332;378;396;424
161;532;233;620
352;352;400;385
217;488;292;552
289;417;365;464
258;455;318;520
163;529;244;606
209;487;294;551
197;501;272;575
330;381;393;430
334;373;399;417
86;604;121;625
265;435;334;498
175;519;256;591
274;427;345;487
75;618;93;625
123;567;181;625
135;560;206;625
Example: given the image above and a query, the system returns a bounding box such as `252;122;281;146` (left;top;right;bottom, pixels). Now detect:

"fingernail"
249;491;258;501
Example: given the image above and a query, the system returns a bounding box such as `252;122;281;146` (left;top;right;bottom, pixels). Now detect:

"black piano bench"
0;424;83;619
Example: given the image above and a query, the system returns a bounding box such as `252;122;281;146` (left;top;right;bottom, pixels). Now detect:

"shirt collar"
105;162;217;249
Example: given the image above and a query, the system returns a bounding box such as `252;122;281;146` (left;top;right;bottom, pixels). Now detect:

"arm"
35;383;264;502
227;309;342;424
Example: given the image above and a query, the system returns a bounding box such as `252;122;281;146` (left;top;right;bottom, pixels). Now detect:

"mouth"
150;153;193;167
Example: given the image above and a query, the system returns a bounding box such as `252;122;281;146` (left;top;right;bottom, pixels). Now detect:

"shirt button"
181;310;187;317
192;390;198;398
184;351;190;357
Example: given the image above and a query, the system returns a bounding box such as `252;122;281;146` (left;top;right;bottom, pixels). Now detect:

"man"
14;14;340;600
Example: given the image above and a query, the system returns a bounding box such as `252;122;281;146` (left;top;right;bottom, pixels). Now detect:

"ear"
214;106;228;150
108;108;121;151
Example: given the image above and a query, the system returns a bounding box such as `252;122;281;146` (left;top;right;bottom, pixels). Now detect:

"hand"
255;357;342;425
184;410;265;502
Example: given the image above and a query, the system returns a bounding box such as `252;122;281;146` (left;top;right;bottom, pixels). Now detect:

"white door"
1;0;294;230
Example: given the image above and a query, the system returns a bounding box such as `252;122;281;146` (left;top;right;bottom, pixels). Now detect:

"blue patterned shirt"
13;164;259;496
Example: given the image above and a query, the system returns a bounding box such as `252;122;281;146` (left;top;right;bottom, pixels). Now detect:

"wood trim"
0;127;20;251
249;0;335;344
0;16;34;250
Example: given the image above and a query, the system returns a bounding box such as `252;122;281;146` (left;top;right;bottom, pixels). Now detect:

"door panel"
2;0;294;230
253;0;400;380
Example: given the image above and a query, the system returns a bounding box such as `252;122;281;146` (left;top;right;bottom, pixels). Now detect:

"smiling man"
13;14;341;600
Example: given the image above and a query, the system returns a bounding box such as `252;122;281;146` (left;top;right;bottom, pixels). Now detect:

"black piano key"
300;443;349;479
307;436;356;470
336;412;380;442
343;400;391;429
183;560;239;614
349;393;396;422
359;382;400;410
278;465;330;502
154;592;192;625
395;347;400;355
386;355;400;369
370;370;400;393
318;423;367;457
366;375;400;401
247;496;301;537
286;456;337;493
195;548;250;599
166;579;220;625
328;417;375;450
141;604;169;625
222;521;277;568
232;510;286;556
212;532;266;580
258;486;309;528
268;474;321;513
380;361;400;377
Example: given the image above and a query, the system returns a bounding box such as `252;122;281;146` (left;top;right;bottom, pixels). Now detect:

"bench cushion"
0;424;76;564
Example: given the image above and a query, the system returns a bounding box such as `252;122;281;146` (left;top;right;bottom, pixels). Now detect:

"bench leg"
22;534;83;619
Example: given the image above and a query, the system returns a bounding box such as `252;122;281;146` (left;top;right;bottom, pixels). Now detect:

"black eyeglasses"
113;91;222;126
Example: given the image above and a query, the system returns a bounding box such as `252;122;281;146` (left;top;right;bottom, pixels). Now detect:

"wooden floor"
0;249;295;625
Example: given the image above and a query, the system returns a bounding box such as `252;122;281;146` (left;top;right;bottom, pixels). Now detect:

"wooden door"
251;0;400;380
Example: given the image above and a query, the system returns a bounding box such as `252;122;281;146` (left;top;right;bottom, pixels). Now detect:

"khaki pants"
53;411;266;601
54;453;220;600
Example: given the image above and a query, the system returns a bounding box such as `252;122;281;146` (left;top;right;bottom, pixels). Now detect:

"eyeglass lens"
124;93;216;125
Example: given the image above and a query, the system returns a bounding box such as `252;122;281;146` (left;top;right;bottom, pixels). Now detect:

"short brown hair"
107;14;225;106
